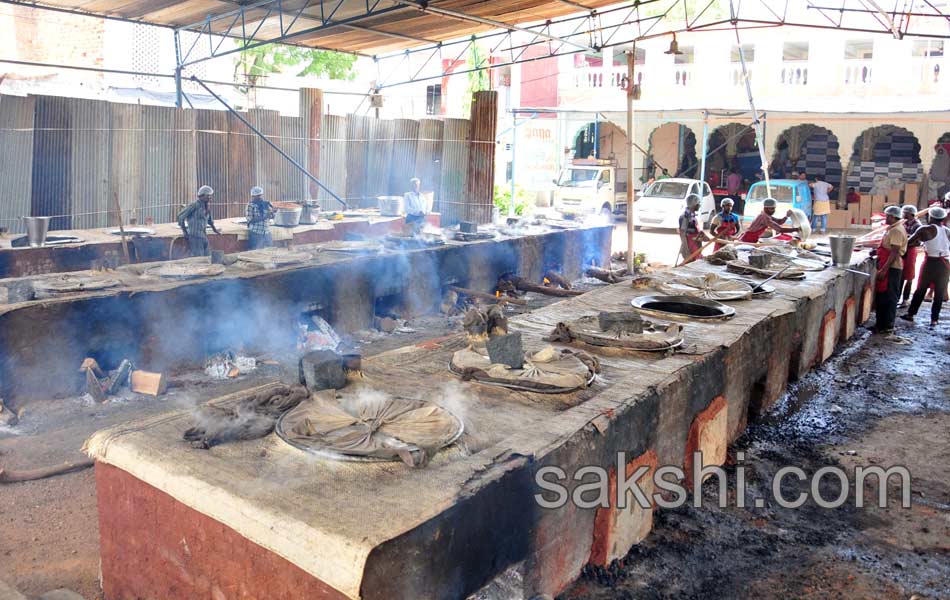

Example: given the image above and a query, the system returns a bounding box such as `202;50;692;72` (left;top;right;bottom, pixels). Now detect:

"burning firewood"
501;275;583;298
544;271;573;290
449;286;528;306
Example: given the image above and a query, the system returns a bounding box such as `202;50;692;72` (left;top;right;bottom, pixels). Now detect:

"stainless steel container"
828;235;855;266
22;216;51;247
299;200;320;225
273;206;302;227
378;195;404;217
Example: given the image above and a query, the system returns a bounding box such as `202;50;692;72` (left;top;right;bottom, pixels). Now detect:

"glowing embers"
276;386;463;467
630;295;736;321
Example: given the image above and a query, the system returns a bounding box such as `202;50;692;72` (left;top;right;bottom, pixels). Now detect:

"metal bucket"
377;195;404;217
22;216;51;247
829;235;855;266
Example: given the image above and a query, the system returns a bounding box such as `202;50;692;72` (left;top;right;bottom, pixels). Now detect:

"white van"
631;178;716;229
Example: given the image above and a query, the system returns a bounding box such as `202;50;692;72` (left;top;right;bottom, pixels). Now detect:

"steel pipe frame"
188;75;348;208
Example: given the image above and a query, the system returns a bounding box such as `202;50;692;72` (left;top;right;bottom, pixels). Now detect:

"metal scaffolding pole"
625;48;636;273
189;76;347;209
174;30;183;109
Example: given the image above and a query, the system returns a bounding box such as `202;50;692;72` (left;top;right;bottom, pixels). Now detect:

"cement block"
487;332;524;369
684;396;728;490
598;311;644;334
841;297;857;340
588;450;657;567
298;350;346;391
819;309;838;363
860;284;873;324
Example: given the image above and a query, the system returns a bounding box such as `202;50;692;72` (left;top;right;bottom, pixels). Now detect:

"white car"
632;178;716;230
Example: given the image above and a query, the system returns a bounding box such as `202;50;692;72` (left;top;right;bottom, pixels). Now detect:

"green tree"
462;42;490;116
235;45;357;106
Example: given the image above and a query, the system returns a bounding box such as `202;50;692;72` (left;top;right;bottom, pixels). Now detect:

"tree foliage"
235;45;357;89
462;43;490;116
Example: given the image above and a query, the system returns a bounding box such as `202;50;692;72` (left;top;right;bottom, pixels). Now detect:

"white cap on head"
763;198;777;208
198;185;214;196
944;191;950;202
686;194;701;208
721;197;735;207
250;186;264;196
884;205;901;218
901;204;916;215
930;206;947;220
410;177;421;185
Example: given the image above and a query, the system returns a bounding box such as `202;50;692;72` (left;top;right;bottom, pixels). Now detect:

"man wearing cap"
403;177;427;232
900;205;922;308
900;206;950;327
872;205;908;333
245;186;275;250
177;185;220;257
709;197;741;251
739;198;800;243
677;194;709;264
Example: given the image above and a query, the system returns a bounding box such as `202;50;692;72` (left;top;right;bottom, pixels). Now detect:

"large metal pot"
272;203;302;227
22;216;51;247
378;195;404;217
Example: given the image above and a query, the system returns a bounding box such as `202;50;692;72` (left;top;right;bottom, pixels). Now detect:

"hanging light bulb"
664;33;683;55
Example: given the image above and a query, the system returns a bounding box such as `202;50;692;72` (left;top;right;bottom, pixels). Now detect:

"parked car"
742;179;813;223
631;178;716;229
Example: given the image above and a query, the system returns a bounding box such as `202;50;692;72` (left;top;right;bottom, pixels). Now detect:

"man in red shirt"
739;198;801;243
846;186;861;204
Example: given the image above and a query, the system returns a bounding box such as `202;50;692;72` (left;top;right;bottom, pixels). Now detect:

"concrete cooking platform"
0;225;612;404
84;248;875;600
0;212;440;279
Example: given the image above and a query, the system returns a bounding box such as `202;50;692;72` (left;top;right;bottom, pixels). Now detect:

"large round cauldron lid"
630;295;736;321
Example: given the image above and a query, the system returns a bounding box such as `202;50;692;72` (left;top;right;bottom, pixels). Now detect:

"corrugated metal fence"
0;90;496;234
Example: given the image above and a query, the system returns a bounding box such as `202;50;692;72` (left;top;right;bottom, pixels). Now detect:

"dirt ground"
565;320;950;600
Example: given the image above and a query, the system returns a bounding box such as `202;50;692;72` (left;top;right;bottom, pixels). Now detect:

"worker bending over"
900;206;949;327
678;194;710;264
709;197;741;251
872;205;908;334
245;186;275;250
739;198;800;243
178;185;220;257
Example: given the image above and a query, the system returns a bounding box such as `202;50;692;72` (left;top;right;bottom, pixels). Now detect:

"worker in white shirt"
403;177;428;231
901;206;950;327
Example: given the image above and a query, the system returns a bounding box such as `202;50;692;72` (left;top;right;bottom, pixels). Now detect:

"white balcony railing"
780;62;809;86
912;57;942;93
843;61;872;86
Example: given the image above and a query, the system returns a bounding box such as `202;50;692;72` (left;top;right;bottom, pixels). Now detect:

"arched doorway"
706;122;760;188
846;125;922;194
771;124;843;199
646;122;697;181
572;121;628;166
929;132;950;200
